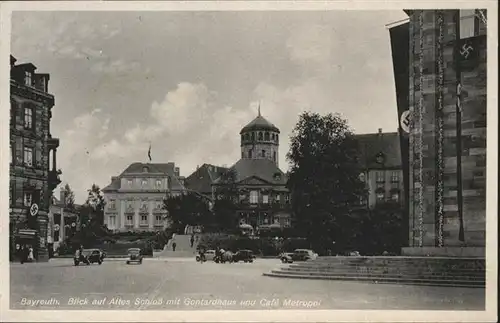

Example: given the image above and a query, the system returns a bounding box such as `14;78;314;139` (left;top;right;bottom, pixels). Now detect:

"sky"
11;10;407;203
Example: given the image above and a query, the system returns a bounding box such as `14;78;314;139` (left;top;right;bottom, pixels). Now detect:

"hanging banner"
457;35;486;71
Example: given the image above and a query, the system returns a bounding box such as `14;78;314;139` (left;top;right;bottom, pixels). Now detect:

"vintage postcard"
0;1;498;322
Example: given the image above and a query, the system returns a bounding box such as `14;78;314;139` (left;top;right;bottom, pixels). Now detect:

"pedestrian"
28;245;34;262
190;235;194;248
172;242;177;252
20;245;25;264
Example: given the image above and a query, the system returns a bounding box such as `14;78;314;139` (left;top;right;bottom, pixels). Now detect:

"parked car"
232;249;255;263
74;249;104;266
126;248;143;264
280;252;294;263
291;249;318;262
196;250;215;262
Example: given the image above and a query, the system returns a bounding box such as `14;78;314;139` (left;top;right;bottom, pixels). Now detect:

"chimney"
174;167;180;177
60;187;66;205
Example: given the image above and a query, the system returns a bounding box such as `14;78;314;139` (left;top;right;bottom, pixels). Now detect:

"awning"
15;229;38;240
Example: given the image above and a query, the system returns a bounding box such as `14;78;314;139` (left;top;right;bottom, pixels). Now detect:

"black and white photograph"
1;1;497;322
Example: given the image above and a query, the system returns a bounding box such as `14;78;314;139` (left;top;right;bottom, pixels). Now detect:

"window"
273;151;277;162
109;199;116;209
391;171;399;182
376;192;385;202
142;166;149;173
24;71;32;86
264;132;270;141
155;215;163;225
126;200;134;210
241;134;244;142
10;186;13;206
275;194;280;202
460;9;476;39
140;215;148;225
156;201;163;210
24;106;33;129
392;193;400;202
40;77;46;92
10;143;13;164
249;191;258;204
155;179;162;189
248;150;253;158
261;150;266;157
241;151;244;159
376;171;385;183
141;179;148;187
24;146;33;167
126;215;133;226
127;179;133;187
140;200;148;211
251;132;255;141
108;215;116;227
258;132;263;140
24;192;32;207
276;134;279;142
359;195;367;205
285;194;290;203
262;195;269;204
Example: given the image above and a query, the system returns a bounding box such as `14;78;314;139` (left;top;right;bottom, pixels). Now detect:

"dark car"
232;249;255;263
291;249;318;262
280;252;294;263
126;248;143;264
74;249;104;266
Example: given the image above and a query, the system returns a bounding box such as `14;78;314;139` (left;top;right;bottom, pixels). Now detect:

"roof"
240;115;280;134
213;158;287;185
184;164;228;194
355;132;402;169
102;162;185;192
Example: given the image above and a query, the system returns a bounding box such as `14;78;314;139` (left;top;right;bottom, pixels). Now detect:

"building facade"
212;111;292;230
102;162;185;232
391;10;487;256
356;130;405;209
184;163;228;198
9;55;61;261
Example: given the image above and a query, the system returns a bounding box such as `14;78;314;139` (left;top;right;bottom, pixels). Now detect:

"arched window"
271;133;275;140
273;151;277;162
245;133;250;141
276;134;279;142
241;134;244;142
251;132;255;141
264;132;270;141
258;132;263;140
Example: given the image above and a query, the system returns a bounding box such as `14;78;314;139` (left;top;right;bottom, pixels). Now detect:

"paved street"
10;258;484;310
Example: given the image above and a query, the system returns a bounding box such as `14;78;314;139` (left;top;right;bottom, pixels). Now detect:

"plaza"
10;258;484;311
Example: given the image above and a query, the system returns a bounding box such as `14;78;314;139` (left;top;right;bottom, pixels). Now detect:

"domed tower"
240;106;280;167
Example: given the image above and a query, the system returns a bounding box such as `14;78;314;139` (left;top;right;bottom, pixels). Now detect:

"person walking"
172;241;177;252
190;235;195;248
27;245;34;262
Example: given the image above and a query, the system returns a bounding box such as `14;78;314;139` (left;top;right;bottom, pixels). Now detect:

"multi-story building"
9;55;61;261
211;110;292;230
184;163;228;198
102;162;185;232
390;10;487;256
356;129;404;209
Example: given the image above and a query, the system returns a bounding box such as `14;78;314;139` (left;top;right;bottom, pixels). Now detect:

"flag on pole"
148;143;152;162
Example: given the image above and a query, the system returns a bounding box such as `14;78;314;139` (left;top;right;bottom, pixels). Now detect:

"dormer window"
264;132;270;141
24;71;32;86
376;152;385;164
142;166;149;173
273;172;282;181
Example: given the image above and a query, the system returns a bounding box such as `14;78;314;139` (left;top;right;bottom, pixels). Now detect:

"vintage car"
232;249;255;263
279;252;294;263
126;248;143;264
196;249;216;262
74;249;104;266
290;249;318;262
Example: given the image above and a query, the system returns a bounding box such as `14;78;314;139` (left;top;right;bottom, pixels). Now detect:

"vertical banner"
389;21;410;247
435;11;445;247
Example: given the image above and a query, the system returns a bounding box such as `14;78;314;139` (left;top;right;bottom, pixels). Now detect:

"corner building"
390;10;487;256
9;55;61;261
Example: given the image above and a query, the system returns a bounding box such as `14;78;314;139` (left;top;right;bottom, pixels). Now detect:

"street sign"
400;110;411;133
30;203;39;216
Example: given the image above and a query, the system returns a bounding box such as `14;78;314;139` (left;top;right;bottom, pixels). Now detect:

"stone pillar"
52;149;57;171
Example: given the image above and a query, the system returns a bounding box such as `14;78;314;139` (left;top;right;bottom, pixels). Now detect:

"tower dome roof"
240;115;280;134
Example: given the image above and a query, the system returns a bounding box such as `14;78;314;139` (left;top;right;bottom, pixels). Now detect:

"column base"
401;247;485;258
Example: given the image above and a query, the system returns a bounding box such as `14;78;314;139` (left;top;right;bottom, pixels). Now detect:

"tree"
63;183;75;210
164;192;212;233
286;112;366;253
212;168;240;232
83;184;106;226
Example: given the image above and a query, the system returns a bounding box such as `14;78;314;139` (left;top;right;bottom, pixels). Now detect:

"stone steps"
263;272;485;288
264;256;485;288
